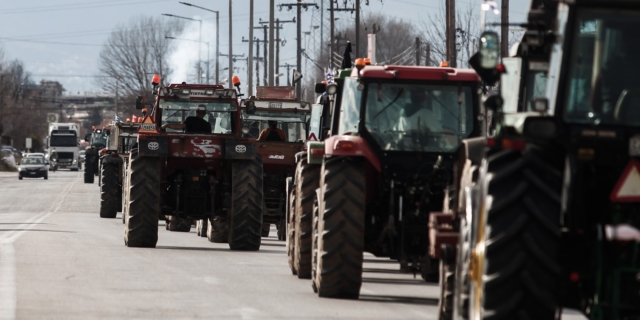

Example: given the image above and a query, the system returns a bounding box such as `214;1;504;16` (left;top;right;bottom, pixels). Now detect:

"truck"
286;57;485;299
453;0;640;319
122;75;264;250
47;122;80;171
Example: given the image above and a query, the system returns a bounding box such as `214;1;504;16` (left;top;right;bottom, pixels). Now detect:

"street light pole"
179;2;220;85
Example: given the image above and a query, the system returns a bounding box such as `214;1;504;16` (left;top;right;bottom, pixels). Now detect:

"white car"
24;153;46;158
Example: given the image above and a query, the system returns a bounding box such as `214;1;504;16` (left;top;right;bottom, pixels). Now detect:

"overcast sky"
0;0;529;94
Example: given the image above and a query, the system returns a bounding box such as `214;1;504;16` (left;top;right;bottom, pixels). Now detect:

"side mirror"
315;83;327;94
479;31;500;69
469;31;501;86
245;101;256;115
523;117;557;140
135;96;145;110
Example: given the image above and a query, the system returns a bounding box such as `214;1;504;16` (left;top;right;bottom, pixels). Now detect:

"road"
0;171;440;319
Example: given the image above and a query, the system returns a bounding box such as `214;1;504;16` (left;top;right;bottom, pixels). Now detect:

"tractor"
123;75;264;250
288;58;484;298
455;0;640;319
237;86;311;240
83;127;108;184
98;121;140;220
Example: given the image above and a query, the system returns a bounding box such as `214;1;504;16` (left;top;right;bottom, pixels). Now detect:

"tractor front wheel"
227;157;264;251
123;149;160;248
99;163;119;218
312;157;365;299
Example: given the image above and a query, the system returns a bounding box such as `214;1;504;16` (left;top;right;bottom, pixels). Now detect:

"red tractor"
289;60;484;298
123;75;264;250
239;86;311;240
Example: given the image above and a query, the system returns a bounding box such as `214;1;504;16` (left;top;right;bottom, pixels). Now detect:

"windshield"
21;157;44;165
242;110;308;141
363;81;475;152
50;135;77;147
162;110;234;134
91;134;107;148
564;9;640;126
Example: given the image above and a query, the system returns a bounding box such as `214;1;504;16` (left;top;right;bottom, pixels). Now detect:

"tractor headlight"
242;126;250;134
18;167;23;171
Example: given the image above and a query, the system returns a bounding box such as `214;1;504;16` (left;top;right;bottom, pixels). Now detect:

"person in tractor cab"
161;106;211;134
397;87;443;133
257;121;286;141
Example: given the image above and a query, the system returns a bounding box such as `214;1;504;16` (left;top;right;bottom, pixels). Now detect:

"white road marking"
0;179;76;320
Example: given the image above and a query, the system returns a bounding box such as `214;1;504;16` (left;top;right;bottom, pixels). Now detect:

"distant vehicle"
47;122;80;171
18;157;48;180
24;153;46;158
78;150;86;170
1;145;22;163
1;149;16;168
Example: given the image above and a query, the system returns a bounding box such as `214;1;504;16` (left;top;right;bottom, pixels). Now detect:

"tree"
420;2;480;68
97;16;183;112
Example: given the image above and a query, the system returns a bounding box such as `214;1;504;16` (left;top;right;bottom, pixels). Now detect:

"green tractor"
83;127;108;184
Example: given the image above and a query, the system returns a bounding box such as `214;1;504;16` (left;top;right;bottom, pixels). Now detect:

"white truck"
47;122;80;171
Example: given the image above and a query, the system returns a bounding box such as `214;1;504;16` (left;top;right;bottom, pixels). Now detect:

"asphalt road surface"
0;171;588;319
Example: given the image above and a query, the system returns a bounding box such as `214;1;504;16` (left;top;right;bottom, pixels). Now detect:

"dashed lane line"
0;178;77;320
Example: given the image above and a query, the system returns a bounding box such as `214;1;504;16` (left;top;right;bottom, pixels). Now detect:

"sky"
0;0;529;95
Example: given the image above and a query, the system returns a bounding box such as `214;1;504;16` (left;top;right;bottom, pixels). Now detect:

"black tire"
438;245;455;320
196;219;208;237
292;158;319;278
287;184;297;275
479;146;562;320
19;176;23;180
227;157;263;251
312;157;365;299
121;162;129;225
262;223;270;237
44;175;48;180
277;218;286;241
84;171;94;184
124;149;160;248
100;164;119;218
207;216;228;243
454;206;472;320
166;217;192;232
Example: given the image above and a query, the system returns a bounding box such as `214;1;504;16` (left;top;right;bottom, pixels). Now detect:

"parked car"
1;149;16;168
1;145;21;163
18;157;48;180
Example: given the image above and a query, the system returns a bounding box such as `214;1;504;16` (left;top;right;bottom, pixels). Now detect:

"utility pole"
445;0;456;67
260;18;294;86
280;63;294;86
248;0;254;95
415;37;421;66
329;0;334;68
426;43;431;66
501;0;509;58
269;0;275;86
355;0;360;58
278;1;319;99
263;25;268;86
244;36;268;85
228;0;233;89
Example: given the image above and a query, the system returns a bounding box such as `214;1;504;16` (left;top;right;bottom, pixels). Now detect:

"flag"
115;114;121;122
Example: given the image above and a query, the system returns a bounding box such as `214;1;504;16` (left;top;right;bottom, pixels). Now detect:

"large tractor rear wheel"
99;163;119;218
124;149;160;248
287;184;297;274
312;157;365;299
227;157;264;251
121;162;129;224
292;158;319;278
476;145;562;320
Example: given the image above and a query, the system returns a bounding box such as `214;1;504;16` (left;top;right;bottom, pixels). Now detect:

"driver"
396;88;443;133
258;121;286;141
161;106;211;134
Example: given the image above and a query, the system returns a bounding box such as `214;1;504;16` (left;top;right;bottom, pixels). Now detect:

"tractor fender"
323;136;381;172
